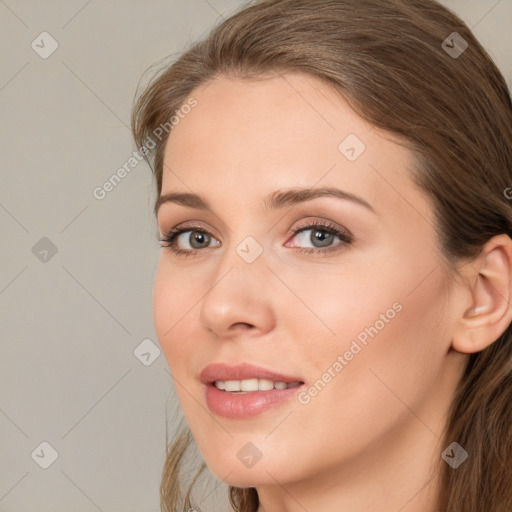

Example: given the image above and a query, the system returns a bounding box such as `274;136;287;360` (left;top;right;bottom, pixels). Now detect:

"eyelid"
285;218;353;242
158;220;218;239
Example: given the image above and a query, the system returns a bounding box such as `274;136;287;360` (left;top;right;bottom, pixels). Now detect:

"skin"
153;73;511;512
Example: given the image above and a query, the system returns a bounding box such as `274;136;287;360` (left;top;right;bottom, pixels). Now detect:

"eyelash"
158;220;353;258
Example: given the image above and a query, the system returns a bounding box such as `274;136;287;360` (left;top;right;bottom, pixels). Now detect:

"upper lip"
200;362;304;385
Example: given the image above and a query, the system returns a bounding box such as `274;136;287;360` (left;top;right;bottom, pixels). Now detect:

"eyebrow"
154;186;375;217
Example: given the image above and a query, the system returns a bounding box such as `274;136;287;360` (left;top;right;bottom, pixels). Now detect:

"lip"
200;362;305;419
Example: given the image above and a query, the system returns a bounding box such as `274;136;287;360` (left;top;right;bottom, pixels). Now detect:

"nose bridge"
211;225;268;285
199;233;275;336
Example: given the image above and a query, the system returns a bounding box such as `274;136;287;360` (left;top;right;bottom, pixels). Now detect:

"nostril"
232;322;254;329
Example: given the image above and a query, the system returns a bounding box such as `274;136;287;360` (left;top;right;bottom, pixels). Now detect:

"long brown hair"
131;1;512;510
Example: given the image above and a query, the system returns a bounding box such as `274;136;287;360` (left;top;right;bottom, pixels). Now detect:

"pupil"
190;231;209;248
312;230;333;247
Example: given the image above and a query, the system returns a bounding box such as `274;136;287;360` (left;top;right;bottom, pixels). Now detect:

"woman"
131;0;512;510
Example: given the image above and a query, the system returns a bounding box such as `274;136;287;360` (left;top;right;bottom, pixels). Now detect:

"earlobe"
452;235;512;354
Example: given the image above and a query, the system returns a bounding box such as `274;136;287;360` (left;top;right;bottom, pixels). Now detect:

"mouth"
200;363;306;418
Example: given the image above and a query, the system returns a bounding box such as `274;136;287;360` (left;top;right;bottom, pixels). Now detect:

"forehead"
162;72;431;225
165;73;373;166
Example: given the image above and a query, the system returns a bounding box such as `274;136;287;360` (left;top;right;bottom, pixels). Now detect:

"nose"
199;245;276;339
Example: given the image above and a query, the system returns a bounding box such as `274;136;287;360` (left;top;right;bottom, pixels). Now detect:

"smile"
214;378;303;392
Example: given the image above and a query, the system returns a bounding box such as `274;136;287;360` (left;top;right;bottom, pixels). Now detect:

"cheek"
292;256;450;414
152;261;200;375
312;266;450;424
153;265;209;431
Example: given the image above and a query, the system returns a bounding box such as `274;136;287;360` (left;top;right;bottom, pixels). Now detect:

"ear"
452;234;512;354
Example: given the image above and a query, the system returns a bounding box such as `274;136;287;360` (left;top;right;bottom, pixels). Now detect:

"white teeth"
214;379;301;392
258;379;274;391
241;378;260;391
224;380;240;392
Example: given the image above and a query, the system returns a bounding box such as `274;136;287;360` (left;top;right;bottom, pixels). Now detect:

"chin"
221;472;272;488
206;458;278;487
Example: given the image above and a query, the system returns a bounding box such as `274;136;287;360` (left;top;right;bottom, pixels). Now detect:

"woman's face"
154;73;466;489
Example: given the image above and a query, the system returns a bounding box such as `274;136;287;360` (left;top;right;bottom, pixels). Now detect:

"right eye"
159;226;221;256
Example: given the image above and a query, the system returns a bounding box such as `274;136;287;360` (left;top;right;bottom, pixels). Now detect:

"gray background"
0;1;510;511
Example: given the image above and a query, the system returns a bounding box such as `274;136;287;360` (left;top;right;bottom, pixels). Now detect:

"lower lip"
204;383;304;419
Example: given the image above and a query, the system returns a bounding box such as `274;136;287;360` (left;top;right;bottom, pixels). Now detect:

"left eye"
291;227;339;248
